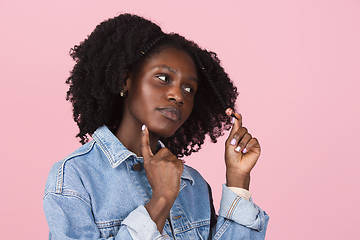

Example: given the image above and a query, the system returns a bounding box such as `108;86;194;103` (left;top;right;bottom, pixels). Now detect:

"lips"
157;106;181;122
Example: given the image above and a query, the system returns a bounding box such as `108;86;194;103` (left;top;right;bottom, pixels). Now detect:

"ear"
120;70;132;93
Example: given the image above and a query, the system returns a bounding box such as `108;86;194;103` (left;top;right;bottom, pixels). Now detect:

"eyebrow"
152;64;198;83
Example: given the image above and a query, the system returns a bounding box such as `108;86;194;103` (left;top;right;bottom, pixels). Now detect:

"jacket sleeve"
43;191;162;240
209;184;269;240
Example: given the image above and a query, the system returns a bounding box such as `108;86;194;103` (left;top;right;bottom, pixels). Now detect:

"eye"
183;86;194;94
157;75;168;82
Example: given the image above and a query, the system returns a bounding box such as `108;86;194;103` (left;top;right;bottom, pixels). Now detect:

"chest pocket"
97;221;121;238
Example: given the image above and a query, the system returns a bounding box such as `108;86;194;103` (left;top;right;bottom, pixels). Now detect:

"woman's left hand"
225;111;261;190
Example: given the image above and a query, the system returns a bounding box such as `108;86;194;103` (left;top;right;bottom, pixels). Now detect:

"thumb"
140;125;154;159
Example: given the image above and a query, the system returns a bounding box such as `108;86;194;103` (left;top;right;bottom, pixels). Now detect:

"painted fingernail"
235;146;241;152
230;139;237;146
225;108;233;117
231;113;239;121
242;148;247;154
141;125;146;131
231;117;235;124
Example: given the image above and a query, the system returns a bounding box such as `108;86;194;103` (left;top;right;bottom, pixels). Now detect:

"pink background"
1;0;359;239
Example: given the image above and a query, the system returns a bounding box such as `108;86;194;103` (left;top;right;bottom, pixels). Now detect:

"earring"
120;90;126;97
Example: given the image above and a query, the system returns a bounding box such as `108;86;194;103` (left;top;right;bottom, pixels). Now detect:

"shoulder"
44;140;99;194
183;164;210;189
183;164;203;180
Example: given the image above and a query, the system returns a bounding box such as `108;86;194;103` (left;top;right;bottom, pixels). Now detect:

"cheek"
131;84;163;111
183;100;195;120
139;85;163;104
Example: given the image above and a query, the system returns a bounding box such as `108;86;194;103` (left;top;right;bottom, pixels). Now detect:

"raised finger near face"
226;111;242;139
140;125;154;160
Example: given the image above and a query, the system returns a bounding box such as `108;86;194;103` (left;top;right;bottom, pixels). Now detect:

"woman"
43;13;269;239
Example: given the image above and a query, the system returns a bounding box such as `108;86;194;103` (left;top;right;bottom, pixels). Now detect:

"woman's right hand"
141;125;183;232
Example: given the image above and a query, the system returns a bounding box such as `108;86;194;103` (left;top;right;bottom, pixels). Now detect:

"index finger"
140;125;154;159
229;111;243;136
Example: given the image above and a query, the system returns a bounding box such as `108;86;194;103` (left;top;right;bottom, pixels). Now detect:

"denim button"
133;163;141;171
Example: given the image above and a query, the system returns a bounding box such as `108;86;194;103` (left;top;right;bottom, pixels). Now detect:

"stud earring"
120;90;126;97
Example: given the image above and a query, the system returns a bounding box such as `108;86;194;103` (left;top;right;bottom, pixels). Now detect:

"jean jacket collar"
92;125;194;185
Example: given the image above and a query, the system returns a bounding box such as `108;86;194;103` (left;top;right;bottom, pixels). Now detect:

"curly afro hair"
66;13;238;157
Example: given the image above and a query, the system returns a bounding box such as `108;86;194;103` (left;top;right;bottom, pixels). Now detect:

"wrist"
226;168;251;190
145;194;173;216
145;195;174;232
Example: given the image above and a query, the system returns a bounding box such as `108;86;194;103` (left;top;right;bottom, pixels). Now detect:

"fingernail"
231;113;239;121
235;146;241;152
242;148;247;154
225;108;233;117
231;117;235;124
141;125;146;131
230;139;237;146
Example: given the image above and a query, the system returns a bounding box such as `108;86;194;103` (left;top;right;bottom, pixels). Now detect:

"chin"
156;129;178;138
150;124;181;139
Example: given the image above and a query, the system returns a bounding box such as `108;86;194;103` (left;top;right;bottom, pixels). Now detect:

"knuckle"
232;133;240;140
169;158;178;165
158;148;172;158
159;147;171;154
170;155;178;161
246;132;252;139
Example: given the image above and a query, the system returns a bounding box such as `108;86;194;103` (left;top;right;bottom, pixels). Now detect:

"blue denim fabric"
43;126;269;239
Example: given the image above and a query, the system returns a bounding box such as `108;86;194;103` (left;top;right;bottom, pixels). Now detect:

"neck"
115;118;159;157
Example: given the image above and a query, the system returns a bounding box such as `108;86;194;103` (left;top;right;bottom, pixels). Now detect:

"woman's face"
123;47;198;138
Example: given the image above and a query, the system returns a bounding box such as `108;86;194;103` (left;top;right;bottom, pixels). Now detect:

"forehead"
149;46;193;62
140;47;197;80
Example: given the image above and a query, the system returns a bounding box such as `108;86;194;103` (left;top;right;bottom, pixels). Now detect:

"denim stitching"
173;220;210;234
195;227;205;240
55;141;95;194
93;133;115;167
96;219;123;228
226;196;241;219
93;132;135;168
155;234;171;240
44;190;91;207
125;160;147;203
61;189;91;206
213;219;231;239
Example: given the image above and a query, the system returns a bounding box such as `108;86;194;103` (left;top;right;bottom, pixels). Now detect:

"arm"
43;124;183;239
209;110;269;239
224;111;260;190
206;183;269;240
210;185;269;240
140;125;183;233
43;190;162;239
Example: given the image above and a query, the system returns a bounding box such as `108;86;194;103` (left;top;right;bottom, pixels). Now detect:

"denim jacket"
43;126;269;239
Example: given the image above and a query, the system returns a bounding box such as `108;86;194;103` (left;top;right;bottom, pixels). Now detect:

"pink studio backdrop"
1;0;359;239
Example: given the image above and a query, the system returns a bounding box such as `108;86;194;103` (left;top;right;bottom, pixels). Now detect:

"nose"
166;85;184;106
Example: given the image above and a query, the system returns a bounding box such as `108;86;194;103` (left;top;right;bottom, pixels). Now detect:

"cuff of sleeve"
219;184;267;231
121;205;162;240
227;187;252;201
